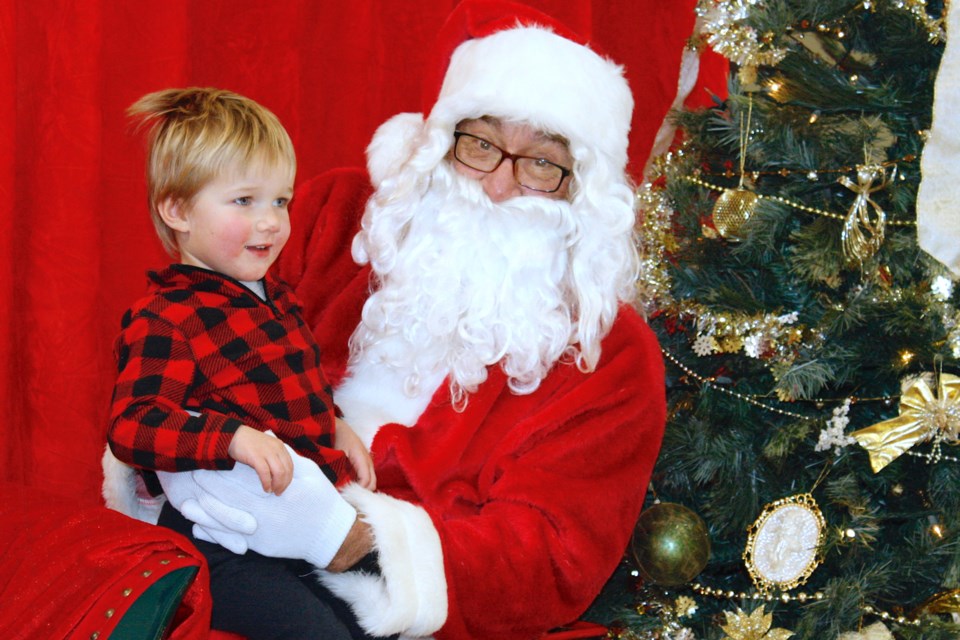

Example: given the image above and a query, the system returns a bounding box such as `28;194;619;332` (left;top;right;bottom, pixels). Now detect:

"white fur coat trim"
334;355;445;448
318;484;447;638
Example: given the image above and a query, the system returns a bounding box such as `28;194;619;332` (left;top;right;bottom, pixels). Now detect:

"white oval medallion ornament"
743;493;826;592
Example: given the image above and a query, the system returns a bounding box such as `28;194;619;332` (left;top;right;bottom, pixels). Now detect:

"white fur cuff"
318;485;447;637
101;446;164;524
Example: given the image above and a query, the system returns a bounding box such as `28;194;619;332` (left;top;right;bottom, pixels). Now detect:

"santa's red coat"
278;168;667;640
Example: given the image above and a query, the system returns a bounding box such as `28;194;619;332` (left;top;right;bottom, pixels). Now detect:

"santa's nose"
482;159;524;203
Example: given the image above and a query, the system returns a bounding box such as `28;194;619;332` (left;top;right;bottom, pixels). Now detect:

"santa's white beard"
348;164;579;412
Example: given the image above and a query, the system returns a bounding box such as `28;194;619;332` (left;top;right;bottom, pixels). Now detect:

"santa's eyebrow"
469;115;570;148
540;132;570;148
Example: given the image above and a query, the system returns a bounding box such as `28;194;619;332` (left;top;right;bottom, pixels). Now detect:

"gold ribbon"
913;588;960;616
851;373;960;473
837;165;894;264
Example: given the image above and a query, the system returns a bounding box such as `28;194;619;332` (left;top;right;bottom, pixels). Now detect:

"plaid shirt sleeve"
107;311;241;471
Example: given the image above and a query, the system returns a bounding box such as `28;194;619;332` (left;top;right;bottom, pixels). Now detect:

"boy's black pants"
160;501;379;640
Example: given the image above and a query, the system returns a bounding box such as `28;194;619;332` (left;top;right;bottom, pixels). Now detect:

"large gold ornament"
720;606;793;640
743;494;826;592
837;164;895;264
713;94;758;240
851;373;960;472
713;188;760;240
631;502;711;586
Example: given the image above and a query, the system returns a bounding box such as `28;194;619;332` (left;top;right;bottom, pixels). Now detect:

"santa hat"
366;0;634;194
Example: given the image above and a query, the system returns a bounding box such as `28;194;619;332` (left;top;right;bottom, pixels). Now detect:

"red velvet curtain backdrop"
2;0;720;504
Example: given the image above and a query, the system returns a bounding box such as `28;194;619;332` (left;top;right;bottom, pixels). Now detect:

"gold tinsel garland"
696;0;946;86
696;0;788;83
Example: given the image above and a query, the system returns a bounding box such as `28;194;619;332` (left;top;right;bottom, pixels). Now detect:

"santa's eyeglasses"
453;131;571;193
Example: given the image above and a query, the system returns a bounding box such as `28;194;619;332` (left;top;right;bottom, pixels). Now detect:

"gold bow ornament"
851;373;960;473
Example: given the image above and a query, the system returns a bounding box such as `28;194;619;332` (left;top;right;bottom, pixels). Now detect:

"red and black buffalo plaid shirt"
108;264;353;486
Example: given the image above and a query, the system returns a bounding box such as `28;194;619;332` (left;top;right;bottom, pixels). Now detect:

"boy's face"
162;161;294;282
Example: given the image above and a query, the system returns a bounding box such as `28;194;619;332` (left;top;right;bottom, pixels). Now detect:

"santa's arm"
323;313;666;638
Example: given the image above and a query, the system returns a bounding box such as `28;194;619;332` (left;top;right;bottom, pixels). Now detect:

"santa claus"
109;1;666;638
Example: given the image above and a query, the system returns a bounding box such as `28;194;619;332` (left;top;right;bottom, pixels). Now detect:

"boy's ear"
157;198;191;232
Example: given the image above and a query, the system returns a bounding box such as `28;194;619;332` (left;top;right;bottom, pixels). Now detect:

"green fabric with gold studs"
112;565;198;639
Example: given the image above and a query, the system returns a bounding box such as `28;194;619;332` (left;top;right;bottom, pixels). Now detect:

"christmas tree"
602;0;960;638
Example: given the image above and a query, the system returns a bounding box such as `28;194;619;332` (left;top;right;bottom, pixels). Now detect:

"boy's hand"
335;418;377;490
227;426;294;495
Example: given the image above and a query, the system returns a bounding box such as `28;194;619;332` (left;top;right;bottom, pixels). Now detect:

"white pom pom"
366;113;426;186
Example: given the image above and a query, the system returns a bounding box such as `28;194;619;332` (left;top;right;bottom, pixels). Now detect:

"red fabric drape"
2;0;722;505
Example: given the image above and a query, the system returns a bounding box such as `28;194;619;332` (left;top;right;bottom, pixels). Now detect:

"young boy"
107;87;373;639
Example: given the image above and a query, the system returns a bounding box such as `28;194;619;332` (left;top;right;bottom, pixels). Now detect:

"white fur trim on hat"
365;25;634;196
430;25;633;170
366;112;427;187
317;484;447;638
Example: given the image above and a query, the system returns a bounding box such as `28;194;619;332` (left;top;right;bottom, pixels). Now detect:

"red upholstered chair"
0;482;607;639
0;482;211;640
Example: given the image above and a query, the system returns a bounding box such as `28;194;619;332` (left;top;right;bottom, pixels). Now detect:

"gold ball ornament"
631;503;711;586
712;188;759;240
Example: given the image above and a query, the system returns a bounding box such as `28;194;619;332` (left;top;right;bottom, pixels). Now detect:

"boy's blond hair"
128;87;296;256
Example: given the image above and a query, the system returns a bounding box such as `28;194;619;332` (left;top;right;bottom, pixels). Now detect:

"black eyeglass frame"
452;131;572;194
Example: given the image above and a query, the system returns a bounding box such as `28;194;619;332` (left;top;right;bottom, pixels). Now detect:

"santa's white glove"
187;446;358;568
155;410;253;554
157;469;252;554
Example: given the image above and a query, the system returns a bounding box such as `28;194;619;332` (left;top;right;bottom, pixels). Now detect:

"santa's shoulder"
280;168;374;290
600;305;664;371
293;167;374;226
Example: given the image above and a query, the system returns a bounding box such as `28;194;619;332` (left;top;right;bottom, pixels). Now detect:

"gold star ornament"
720;606;793;640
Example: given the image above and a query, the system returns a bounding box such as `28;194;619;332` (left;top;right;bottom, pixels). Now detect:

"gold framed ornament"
743;493;826;592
